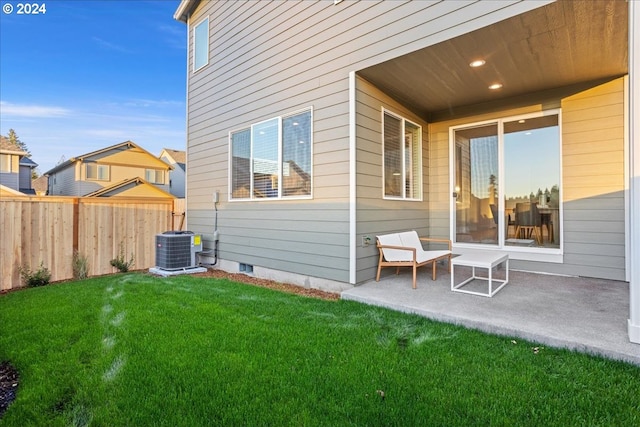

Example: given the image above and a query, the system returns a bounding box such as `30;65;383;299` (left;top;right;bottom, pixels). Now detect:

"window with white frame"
145;169;165;184
86;163;109;181
193;17;209;72
230;108;312;200
383;110;422;200
0;154;15;173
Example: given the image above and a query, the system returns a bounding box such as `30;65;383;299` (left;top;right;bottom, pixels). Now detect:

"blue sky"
0;0;186;173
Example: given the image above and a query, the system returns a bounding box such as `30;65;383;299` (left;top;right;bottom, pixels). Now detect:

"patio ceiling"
357;0;629;122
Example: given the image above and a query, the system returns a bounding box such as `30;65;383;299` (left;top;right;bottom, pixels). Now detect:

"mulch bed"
0;361;19;419
190;269;341;301
0;269;340;417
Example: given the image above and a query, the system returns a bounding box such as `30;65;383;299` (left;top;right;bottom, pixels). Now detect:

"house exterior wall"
99;148;159;166
557;78;625;280
160;151;186;198
170;168;186;198
48;160;171;196
0;172;18;191
184;0;547;285
0;154;19;190
428;77;626;281
104;165;170;193
48;165;80;196
19;165;32;190
354;75;432;283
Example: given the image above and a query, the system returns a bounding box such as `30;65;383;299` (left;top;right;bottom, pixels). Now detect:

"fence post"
73;197;79;253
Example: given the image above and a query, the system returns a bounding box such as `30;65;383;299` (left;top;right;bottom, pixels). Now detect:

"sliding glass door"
452;111;561;249
503;115;560;248
453;123;499;245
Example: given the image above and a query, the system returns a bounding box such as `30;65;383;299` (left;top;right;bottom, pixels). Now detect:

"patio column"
629;0;640;344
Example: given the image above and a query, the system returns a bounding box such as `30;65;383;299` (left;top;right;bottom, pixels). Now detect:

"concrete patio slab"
341;267;640;366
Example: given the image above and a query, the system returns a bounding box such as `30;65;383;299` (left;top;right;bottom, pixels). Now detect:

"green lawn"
1;273;639;426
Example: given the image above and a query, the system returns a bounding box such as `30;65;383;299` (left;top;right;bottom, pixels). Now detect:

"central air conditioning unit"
155;231;203;270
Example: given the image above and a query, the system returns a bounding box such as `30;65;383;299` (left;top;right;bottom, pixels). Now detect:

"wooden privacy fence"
0;196;185;291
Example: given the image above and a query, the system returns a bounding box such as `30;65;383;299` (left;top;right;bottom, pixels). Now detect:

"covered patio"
351;0;640;348
342;267;639;366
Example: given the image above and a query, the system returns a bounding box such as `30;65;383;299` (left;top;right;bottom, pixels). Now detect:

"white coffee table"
451;252;509;297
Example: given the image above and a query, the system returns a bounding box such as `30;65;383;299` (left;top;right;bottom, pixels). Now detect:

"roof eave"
174;0;199;23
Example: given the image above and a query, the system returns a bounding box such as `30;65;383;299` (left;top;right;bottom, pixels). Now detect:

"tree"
5;129;39;178
6;129;30;157
488;174;497;204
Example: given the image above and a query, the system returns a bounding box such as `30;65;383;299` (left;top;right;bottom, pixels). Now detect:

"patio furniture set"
375;230;509;297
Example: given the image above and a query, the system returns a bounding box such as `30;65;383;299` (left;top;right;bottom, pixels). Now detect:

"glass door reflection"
504;115;560;248
453;123;499;245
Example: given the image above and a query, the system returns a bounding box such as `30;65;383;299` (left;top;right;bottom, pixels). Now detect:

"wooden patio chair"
375;231;452;289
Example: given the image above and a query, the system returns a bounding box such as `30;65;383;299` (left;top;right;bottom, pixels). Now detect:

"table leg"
505;258;509;283
488;265;493;295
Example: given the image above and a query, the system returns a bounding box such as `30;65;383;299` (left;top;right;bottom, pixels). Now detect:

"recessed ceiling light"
469;59;486;67
518;119;525;123
488;83;503;90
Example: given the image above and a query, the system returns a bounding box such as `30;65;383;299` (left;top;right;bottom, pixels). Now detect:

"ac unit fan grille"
156;233;200;270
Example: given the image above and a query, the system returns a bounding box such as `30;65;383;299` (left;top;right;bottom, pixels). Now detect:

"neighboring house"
0;136;37;194
19;156;38;195
174;1;640;343
159;148;186;198
44;141;173;197
32;175;48;196
83;177;175;198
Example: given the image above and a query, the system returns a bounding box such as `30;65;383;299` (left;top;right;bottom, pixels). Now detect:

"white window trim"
85;163;110;181
193;16;209;72
381;108;423;201
448;109;563;263
146;169;165;185
0;154;15;173
228;107;314;202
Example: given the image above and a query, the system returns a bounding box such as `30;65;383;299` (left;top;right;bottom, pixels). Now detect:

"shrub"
72;251;89;280
110;243;134;273
18;262;51;287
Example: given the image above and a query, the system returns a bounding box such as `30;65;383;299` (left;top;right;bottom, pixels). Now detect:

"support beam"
349;71;357;285
628;0;640;344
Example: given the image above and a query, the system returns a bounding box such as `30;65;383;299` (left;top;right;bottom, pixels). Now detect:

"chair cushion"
379;231;451;264
377;233;411;262
399;231;450;263
415;250;451;264
398;231;422;250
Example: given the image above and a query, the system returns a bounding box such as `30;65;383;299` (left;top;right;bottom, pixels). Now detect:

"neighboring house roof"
19;156;38;168
43;140;173;176
84;177;175;198
161;148;186;164
160;148;186;172
32;175;48;194
0;184;26;197
0;136;28;156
